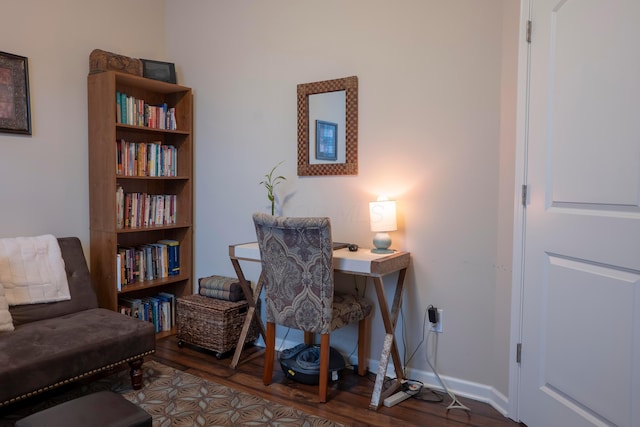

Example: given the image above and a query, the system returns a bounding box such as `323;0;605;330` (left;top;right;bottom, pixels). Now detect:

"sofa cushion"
9;237;98;327
0;283;13;332
0;308;155;405
0;234;70;306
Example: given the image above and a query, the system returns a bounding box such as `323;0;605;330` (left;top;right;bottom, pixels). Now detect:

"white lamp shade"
369;200;397;232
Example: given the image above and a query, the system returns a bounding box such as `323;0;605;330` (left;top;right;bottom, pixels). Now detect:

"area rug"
0;361;343;427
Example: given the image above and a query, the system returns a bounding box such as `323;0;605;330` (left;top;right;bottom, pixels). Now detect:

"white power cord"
400;306;470;413
425;327;470;412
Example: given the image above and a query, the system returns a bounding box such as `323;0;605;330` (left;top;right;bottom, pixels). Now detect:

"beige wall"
0;0;166;243
0;0;520;414
166;0;519;411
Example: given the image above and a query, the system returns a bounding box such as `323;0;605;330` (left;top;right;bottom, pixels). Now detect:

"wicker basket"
176;294;260;358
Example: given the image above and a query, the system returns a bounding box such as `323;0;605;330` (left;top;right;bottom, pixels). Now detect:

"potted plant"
259;161;286;215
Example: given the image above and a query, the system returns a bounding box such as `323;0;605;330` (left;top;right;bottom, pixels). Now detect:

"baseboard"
355;356;511;418
262;337;512;418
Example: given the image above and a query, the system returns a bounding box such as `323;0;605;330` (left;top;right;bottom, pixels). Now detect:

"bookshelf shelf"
116;224;191;234
118;273;190;294
116;176;190;180
116;123;190;135
88;71;194;331
155;329;176;340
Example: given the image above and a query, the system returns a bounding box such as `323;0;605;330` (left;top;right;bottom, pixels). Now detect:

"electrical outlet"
432;309;443;333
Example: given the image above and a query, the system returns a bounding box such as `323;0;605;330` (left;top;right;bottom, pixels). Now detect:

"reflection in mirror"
309;91;345;165
297;76;358;176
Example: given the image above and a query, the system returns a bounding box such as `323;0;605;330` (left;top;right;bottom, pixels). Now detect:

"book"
118;297;142;320
116;186;124;228
117;247;130;285
160;299;171;331
117;248;127;285
150;243;168;278
115;92;122;124
139;299;150;322
141;244;153;280
116;252;122;291
154;195;164;225
121;93;127;125
127;95;133;125
157;292;176;327
157;239;180;276
141;296;161;332
155;292;173;331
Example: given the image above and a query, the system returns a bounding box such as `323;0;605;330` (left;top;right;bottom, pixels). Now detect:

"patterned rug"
0;361;343;427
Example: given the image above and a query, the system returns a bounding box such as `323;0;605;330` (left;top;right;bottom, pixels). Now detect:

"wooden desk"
228;242;410;410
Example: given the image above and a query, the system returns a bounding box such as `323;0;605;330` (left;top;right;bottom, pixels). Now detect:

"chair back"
252;213;334;334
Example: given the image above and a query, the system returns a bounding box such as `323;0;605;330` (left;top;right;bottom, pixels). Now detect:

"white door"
519;0;640;426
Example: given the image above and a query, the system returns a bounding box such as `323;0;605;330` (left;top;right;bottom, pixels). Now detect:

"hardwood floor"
152;335;523;427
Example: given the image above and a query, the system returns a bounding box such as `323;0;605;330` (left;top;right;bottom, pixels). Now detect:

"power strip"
383;390;411;407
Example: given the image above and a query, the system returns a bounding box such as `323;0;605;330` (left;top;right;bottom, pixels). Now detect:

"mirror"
297;76;358;176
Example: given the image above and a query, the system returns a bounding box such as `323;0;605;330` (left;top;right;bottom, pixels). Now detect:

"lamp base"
371;232;394;254
371;248;395;254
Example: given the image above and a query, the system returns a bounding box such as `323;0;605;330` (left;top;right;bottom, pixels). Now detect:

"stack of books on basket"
198;275;245;302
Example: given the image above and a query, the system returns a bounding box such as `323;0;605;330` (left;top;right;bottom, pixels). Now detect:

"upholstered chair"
252;213;373;403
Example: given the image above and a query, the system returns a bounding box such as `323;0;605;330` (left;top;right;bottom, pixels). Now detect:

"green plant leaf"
259;161;286;215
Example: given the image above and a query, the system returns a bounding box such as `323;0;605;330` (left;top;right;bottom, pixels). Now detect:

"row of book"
116;239;180;289
116;187;177;229
116;139;177;177
116;91;178;130
119;292;175;333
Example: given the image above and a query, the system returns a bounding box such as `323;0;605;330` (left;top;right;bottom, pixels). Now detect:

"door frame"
508;0;532;421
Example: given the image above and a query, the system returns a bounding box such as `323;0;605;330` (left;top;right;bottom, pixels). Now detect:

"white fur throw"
0;283;14;331
0;234;70;306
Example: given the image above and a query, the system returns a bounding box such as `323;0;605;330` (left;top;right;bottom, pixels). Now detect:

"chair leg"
357;316;371;376
263;322;276;386
319;334;330;403
304;331;315;346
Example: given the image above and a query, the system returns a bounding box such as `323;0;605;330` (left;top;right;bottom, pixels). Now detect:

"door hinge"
526;20;532;43
516;343;522;364
521;185;528;207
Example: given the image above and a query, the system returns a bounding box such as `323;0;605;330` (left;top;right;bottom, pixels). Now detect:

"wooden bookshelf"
88;71;193;334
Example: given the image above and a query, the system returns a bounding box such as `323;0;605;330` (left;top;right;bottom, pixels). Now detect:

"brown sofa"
0;237;156;407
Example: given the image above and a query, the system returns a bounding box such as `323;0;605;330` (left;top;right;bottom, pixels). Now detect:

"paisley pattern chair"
252;212;373;402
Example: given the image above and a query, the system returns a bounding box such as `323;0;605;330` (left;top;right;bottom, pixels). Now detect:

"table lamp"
369;197;397;253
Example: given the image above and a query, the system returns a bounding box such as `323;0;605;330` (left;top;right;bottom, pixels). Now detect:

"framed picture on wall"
315;120;337;161
0;51;31;135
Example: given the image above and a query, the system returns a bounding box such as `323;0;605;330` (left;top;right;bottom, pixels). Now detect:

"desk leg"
230;258;266;369
369;268;408;410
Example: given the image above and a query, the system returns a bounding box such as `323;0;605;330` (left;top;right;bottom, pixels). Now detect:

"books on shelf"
115;188;176;229
118;296;143;319
116;240;180;287
116;139;177;177
116;91;177;130
118;291;176;334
